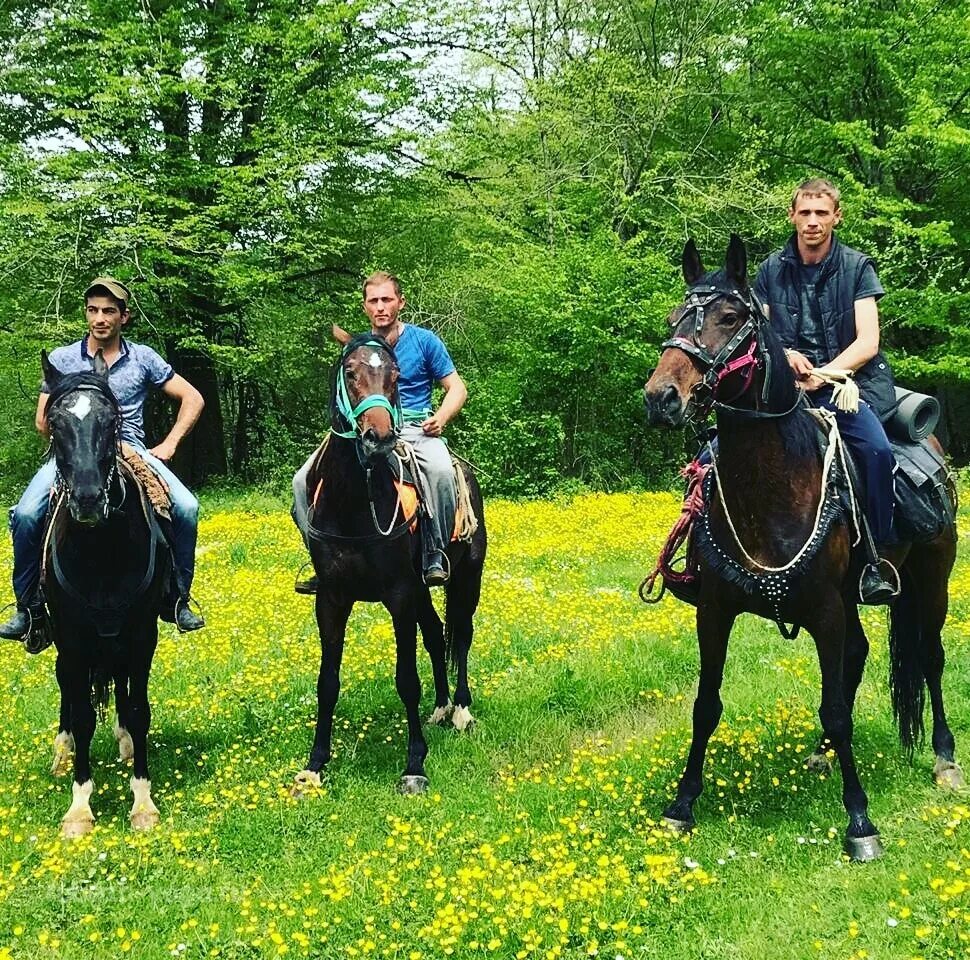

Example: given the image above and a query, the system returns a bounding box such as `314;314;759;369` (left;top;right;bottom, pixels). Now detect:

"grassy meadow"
0;489;967;959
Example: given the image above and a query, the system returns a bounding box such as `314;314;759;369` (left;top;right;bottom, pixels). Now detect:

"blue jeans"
7;445;199;605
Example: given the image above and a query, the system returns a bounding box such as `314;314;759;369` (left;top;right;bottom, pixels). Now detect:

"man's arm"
149;374;205;461
421;372;467;438
818;297;880;374
36;393;50;439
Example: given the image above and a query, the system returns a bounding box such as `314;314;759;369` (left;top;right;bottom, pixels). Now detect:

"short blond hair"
362;271;403;298
791;177;841;210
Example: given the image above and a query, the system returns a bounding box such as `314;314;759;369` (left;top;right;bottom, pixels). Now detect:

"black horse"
41;351;170;836
643;236;963;860
293;334;487;795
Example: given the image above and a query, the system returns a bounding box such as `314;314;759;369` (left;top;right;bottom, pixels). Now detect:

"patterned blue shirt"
393;324;456;414
42;336;174;446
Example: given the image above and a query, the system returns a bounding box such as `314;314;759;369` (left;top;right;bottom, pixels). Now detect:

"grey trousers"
291;426;455;568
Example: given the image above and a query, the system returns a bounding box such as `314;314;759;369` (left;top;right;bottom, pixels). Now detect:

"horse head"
42;350;121;525
644;234;767;427
330;333;402;462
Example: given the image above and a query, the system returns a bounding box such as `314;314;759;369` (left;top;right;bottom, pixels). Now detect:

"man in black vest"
755;177;896;603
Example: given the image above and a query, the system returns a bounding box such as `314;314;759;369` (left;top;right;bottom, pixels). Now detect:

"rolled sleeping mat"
885;387;940;443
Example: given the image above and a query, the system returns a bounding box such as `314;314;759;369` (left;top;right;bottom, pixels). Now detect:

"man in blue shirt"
0;277;207;647
754;178;897;603
292;271;467;587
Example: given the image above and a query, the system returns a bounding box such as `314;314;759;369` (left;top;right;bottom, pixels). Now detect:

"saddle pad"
120;443;172;520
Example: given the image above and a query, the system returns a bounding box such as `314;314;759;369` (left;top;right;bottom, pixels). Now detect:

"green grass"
0;491;966;959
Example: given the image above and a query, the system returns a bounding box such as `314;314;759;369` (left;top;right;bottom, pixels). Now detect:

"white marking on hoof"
61;779;95;838
806;751;833;774
291;769;322;799
934;758;966;791
451;705;475;732
428;703;453;725
129;777;160;832
51;731;75;777
114;724;134;762
398;775;429;795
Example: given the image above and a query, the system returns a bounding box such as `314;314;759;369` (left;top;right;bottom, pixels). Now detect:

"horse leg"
809;595;882;861
293;595;352;795
909;545;964;789
51;652;75;777
127;629;160;831
61;664;96;838
114;671;134;762
417;588;451;725
391;602;429;794
662;602;734;831
807;598;869;773
445;567;482;733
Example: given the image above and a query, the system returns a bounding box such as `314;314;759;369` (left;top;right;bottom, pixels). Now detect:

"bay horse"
41;351;171;837
293;333;486;795
643;236;963;860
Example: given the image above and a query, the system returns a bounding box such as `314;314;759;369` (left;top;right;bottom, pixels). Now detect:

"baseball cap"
84;276;132;307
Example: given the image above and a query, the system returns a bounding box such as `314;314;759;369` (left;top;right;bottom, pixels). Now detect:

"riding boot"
0;597;52;654
857;515;897;605
294;574;318;595
175;597;205;632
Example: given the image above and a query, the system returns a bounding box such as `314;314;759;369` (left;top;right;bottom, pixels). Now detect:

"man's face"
362;281;405;334
85;295;129;344
788;192;842;252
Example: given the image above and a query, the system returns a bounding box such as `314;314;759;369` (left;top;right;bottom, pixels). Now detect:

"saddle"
119;443;172;520
306;433;479;543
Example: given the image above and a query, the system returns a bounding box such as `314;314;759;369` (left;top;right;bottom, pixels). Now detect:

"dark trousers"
815;388;895;544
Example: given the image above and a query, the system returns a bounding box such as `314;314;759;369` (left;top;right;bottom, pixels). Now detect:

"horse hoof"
661;816;693;834
451;706;475;732
61;816;94;839
934;759;966;791
844;834;883;862
398;775;429;795
805;752;833;774
291;770;322;799
428;704;454;726
115;725;134;762
50;732;75;777
131;809;160;832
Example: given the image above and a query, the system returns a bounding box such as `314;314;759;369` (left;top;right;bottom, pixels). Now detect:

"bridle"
331;337;403;441
47;376;124;521
661;283;800;423
312;337;415;544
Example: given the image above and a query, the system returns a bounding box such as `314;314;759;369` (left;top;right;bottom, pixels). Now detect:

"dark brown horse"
293;334;486;796
643;236;963;860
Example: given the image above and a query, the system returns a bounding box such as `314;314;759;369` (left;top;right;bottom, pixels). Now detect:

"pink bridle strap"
713;338;758;400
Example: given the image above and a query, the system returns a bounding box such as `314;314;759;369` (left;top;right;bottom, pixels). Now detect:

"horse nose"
644;384;683;426
362;426;381;445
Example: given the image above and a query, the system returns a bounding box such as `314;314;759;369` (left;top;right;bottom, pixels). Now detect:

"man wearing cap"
0;277;206;648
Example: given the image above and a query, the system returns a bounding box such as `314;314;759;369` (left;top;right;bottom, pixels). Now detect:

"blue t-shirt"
42;336;174;445
393;324;456;415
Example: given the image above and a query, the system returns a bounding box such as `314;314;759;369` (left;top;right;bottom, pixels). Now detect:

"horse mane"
701;268;817;460
45;371;120;416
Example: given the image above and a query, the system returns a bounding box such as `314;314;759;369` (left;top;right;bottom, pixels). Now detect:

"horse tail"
887;566;925;754
90;666;112;724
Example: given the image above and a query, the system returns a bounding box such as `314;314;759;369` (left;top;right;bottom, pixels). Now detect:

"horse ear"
725;233;748;288
331;324;351;346
91;349;109;378
682;240;704;286
41;349;60;389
